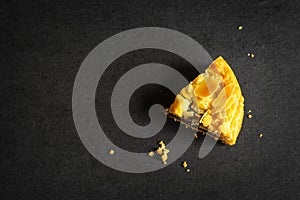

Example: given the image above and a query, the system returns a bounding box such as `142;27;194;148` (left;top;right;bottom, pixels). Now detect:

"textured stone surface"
1;0;299;199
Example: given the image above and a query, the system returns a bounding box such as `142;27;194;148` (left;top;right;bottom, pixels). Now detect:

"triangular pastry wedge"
167;56;244;145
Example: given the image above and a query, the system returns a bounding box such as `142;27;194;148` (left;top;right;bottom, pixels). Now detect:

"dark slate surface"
1;0;299;199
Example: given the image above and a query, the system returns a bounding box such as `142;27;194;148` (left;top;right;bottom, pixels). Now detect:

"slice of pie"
167;56;244;145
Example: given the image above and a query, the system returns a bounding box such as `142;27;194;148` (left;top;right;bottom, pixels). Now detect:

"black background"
1;0;300;199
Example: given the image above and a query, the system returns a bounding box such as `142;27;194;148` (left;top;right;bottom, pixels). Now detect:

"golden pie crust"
167;56;244;145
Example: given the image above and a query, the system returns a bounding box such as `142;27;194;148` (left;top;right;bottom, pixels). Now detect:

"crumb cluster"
157;141;169;164
148;141;170;164
247;110;253;119
247;53;255;58
182;161;190;172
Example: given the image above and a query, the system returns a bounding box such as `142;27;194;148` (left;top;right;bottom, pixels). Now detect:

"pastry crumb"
109;149;114;155
182;161;188;168
161;154;168;164
248;110;252;113
259;133;263;138
159;140;165;149
153;140;170;164
148;151;154;157
247;114;252;119
194;134;198;139
238;25;243;30
186;169;190;172
247;53;255;58
156;147;163;155
163;148;170;154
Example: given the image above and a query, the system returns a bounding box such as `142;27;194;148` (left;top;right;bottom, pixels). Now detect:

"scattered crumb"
161;154;168;164
247;114;252;119
159;140;165;149
186;169;190;173
152;140;170;164
194;134;198;139
248;110;252;113
259;133;263;138
109;149;114;155
247;53;255;58
163;149;170;154
156;147;163;155
182;161;188;168
148;151;154;157
238;25;243;30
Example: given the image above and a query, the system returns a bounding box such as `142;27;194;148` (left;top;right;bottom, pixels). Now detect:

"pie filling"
166;56;244;145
